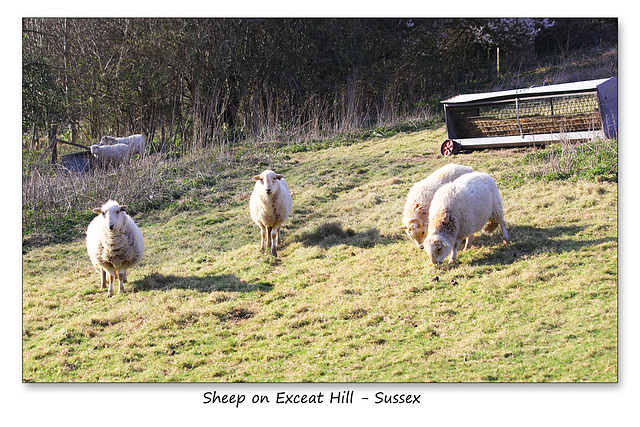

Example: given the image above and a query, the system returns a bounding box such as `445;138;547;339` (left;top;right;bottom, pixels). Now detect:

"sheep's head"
93;200;128;232
100;136;117;145
400;218;427;249
424;236;452;264
90;145;101;156
253;170;284;196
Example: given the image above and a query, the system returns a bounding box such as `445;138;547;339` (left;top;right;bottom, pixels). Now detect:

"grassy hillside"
22;125;617;382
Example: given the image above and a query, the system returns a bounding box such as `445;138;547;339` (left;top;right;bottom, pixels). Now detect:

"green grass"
22;127;617;382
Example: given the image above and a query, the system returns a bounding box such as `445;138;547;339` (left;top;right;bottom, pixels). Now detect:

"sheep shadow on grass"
131;273;274;293
468;224;617;266
291;221;397;249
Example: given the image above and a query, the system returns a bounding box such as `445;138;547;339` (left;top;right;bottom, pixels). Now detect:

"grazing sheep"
250;169;292;256
401;163;473;250
100;134;145;156
90;143;131;165
424;172;509;265
86;200;145;297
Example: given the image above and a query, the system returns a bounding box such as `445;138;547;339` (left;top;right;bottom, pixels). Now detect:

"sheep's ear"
92;208;102;214
253;175;261;181
399;225;407;230
120;205;128;212
276;174;284;180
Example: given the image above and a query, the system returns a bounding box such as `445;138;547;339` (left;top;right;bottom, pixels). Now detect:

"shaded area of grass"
467;224;617;266
133;273;274;293
292;221;392;249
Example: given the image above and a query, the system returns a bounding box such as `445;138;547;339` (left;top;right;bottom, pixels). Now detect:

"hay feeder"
440;77;617;156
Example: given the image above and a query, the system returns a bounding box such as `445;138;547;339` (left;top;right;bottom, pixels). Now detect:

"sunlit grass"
23;127;617;382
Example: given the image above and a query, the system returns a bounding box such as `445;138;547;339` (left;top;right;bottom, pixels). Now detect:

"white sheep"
424;172;509;265
86;200;145;297
250;169;292;257
90;143;131;165
401;163;473;250
100;134;145;156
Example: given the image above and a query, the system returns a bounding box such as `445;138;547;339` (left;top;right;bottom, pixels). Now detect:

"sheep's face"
424;236;452;264
253;170;284;196
93;201;128;232
100;136;117;145
90;145;100;156
403;219;427;249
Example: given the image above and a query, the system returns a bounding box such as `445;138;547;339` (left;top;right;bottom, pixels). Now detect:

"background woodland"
22;18;617;153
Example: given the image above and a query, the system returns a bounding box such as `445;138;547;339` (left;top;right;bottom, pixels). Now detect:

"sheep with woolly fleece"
86;200;145;297
424;171;509;265
100;134;145;156
250;169;292;257
90;143;131;165
401;163;473;250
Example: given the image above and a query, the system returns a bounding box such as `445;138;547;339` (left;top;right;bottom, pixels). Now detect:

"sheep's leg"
118;270;127;294
100;269;107;289
276;227;282;246
258;224;267;251
463;235;473;250
270;227;279;257
266;226;273;253
106;271;116;297
493;202;509;244
448;241;460;265
501;222;510;244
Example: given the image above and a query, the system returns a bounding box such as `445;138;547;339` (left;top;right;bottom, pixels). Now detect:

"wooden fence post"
49;124;58;164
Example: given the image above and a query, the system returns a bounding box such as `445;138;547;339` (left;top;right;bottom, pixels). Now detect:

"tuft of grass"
524;138;618;182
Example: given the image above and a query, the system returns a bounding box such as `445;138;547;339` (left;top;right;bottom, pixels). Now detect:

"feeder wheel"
441;139;459;156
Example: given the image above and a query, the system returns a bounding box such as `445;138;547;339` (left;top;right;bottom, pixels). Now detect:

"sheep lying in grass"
86;200;145;296
250;170;292;257
90;143;131;166
100;134;145;156
401;163;473;250
425;172;509;265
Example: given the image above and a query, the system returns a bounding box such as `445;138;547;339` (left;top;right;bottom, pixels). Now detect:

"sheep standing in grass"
100;134;145;156
86;200;145;297
250;170;292;257
90;143;131;166
401;163;473;250
425;172;509;265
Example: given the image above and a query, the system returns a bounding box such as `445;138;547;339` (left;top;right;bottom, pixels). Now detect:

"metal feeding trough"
440;77;618;156
60;151;92;173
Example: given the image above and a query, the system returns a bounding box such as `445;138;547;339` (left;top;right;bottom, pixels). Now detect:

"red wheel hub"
441;140;455;156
